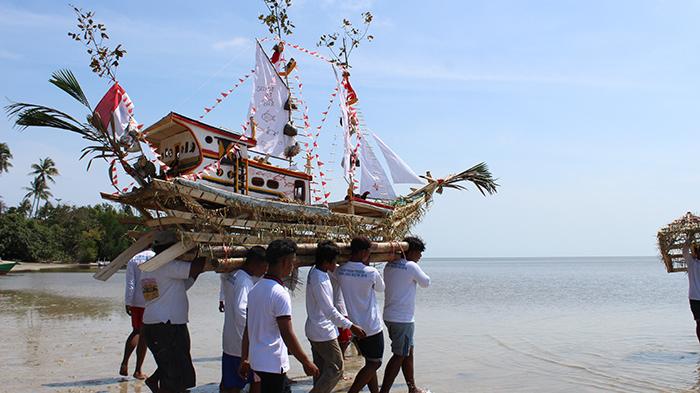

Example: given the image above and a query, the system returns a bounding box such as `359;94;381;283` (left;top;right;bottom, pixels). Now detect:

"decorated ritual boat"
7;8;498;280
658;212;700;272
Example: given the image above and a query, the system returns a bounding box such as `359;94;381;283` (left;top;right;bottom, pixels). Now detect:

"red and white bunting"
199;70;255;119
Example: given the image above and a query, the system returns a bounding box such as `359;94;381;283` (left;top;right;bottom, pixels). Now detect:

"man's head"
350;236;372;264
266;239;297;278
152;230;178;254
315;240;340;272
244;246;268;277
404;236;426;262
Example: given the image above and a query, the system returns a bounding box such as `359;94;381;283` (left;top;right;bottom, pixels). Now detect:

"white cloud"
0;50;21;60
212;37;252;51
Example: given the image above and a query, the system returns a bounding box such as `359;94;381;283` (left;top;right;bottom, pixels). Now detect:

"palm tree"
23;177;52;217
0;142;12;174
5;70;144;186
29;157;59;185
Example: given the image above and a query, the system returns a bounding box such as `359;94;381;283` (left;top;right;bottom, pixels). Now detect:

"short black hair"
246;246;267;263
350;236;372;253
266;239;297;265
316;240;340;265
404;236;426;253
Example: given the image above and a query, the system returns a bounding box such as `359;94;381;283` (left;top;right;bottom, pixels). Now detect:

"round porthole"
216;168;224;176
266;179;280;189
227;171;235;179
205;136;213;144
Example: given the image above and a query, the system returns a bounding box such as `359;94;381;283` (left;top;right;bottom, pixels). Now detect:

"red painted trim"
171;113;257;147
352;196;395;210
159;121;203;175
246;159;312;180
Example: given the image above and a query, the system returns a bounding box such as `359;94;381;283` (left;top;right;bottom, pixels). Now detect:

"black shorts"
355;331;384;362
254;371;287;393
690;299;700;320
143;323;196;391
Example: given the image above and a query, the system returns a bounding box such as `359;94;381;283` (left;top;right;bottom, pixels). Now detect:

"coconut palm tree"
29;157;59;185
23;177;52;217
0;142;12;174
5;70;143;184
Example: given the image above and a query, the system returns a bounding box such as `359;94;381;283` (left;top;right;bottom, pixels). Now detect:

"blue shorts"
222;353;252;389
385;321;414;356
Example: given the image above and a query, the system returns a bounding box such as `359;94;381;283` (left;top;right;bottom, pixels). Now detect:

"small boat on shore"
0;261;17;275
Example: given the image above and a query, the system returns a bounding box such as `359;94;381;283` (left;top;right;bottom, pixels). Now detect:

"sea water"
1;257;698;392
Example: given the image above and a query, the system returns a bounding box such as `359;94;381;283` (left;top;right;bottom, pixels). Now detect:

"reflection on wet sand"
0;288;118;319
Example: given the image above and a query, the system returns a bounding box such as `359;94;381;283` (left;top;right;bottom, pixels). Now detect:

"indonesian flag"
341;72;358;106
93;83;139;138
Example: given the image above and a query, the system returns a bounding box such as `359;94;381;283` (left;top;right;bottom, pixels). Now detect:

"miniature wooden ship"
5;35;498;280
658;212;700;273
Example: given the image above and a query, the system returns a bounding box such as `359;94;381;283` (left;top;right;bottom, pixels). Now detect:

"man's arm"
277;317;319;377
313;280;365;337
684;235;696;266
411;263;431;288
239;322;251;379
219;274;226;312
124;260;135;314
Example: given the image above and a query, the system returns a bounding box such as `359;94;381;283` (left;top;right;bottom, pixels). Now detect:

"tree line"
0;142;136;263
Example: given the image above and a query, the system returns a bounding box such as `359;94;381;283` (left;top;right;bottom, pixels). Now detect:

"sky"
1;0;700;257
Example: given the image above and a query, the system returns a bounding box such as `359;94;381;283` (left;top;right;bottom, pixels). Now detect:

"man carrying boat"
219;246;267;393
120;248;154;380
682;235;700;343
305;240;366;393
141;231;207;393
380;237;431;393
240;239;319;393
336;236;386;393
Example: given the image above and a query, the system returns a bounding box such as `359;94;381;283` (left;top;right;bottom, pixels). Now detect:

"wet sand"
3;258;700;392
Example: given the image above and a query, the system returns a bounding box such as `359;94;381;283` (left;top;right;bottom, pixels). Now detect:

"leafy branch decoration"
317;12;374;68
67;5;126;82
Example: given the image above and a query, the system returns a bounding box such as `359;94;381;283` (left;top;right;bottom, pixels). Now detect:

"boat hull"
0;262;17;275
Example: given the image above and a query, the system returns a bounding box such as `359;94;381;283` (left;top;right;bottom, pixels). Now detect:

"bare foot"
119;363;128;376
145;376;158;393
133;371;148;380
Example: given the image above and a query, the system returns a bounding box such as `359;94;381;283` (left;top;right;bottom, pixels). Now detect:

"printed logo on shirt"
141;278;159;301
386;261;408;270
338;268;369;278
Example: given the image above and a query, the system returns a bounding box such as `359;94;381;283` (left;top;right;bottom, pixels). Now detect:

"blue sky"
2;0;700;257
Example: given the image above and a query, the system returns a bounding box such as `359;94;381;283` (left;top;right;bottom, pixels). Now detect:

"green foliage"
67;6;126;82
0;202;137;263
317;12;374;68
0;142;12;174
259;0;294;38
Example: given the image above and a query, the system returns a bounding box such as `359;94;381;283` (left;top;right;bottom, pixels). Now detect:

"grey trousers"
309;338;344;393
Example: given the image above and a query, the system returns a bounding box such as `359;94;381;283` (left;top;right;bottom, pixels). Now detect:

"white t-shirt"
683;246;700;300
383;258;431;323
247;277;292;374
141;260;192;325
305;267;353;342
221;270;256;357
329;270;347;316
336;261;384;336
125;250;155;308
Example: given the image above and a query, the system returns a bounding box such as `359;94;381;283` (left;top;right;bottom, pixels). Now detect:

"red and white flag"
93;83;139;138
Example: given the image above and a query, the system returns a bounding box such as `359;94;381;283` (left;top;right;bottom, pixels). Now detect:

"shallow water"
1;257;698;392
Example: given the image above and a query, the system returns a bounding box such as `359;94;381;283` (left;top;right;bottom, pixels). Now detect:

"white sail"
371;132;423;184
359;132;396;200
249;40;291;157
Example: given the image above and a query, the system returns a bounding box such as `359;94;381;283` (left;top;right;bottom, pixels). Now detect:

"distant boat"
0;261;17;275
